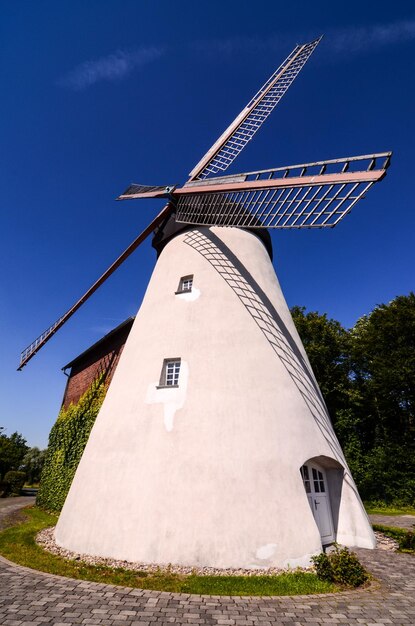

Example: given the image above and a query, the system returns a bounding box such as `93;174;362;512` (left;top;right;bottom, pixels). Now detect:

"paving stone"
2;503;415;625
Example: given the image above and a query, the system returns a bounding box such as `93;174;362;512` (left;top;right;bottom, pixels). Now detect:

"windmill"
21;38;391;568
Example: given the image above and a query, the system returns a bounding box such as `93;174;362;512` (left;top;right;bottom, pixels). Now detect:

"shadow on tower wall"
184;228;360;504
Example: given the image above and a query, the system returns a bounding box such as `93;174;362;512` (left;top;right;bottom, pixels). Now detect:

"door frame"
300;461;335;545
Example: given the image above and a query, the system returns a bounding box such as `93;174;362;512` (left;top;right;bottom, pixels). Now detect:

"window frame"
175;275;193;294
157;358;181;388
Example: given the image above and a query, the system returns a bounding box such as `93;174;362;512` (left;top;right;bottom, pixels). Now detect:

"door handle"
314;500;319;510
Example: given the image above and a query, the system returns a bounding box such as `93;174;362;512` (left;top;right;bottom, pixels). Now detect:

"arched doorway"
300;462;335;545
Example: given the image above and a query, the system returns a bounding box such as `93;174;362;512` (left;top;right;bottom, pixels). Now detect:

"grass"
0;506;341;596
364;503;415;516
372;524;415;554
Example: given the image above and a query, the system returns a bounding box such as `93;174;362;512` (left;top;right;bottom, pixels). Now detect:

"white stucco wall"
55;226;375;568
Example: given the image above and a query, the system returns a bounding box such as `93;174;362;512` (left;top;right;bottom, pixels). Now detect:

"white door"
300;463;335;544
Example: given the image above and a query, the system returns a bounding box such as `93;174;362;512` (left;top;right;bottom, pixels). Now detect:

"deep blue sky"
1;1;414;448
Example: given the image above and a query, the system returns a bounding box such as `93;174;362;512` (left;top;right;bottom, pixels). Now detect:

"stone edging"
0;550;382;601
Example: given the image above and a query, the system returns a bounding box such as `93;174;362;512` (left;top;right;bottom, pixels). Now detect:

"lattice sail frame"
119;153;391;229
189;37;322;181
176;153;391;229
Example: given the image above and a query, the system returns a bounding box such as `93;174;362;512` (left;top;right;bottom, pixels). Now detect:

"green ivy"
37;376;107;512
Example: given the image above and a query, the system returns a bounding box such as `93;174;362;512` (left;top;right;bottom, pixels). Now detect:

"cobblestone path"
0;501;414;625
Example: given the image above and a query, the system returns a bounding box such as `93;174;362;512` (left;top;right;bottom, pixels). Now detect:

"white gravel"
36;527;292;576
36;526;397;576
373;530;400;551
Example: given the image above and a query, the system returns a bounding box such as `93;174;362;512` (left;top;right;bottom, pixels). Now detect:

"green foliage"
0;428;28;478
350;293;415;445
310;551;333;582
3;470;26;496
21;447;46;485
37;376;107;511
290;306;350;422
311;546;368;588
372;524;415;553
0;507;339;595
346;294;415;505
292;293;415;506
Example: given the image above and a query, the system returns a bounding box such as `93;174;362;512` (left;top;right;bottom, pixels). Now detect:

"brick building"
61;317;134;409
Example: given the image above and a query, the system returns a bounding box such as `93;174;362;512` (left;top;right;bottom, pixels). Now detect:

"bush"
398;531;415;551
4;471;26;496
311;546;368;588
310;551;333;582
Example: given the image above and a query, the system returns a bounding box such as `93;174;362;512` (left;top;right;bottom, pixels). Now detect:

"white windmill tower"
20;38;391;568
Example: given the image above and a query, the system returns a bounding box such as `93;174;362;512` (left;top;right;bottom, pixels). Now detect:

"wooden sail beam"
18;203;174;370
176;168;385;196
118;153;391;201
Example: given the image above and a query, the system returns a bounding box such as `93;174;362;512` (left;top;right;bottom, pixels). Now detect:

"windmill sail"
118;184;176;200
17;203;173;370
177;153;391;228
188;37;322;181
19;39;392;372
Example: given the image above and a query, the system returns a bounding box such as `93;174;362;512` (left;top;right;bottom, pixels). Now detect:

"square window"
158;358;181;387
176;275;193;294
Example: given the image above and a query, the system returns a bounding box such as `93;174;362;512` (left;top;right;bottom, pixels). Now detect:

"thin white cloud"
59;46;164;90
329;18;415;54
190;17;415;60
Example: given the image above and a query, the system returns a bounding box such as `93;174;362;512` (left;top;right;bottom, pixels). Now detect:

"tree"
290;306;351;425
350;293;415;446
0;428;28;479
21;447;46;485
346;293;415;503
291;295;415;505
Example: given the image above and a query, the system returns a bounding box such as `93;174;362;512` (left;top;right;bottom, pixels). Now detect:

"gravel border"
36;526;397;576
373;530;400;551
36;527;294;576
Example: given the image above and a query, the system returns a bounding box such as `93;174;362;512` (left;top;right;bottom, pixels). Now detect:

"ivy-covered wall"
37;376;107;512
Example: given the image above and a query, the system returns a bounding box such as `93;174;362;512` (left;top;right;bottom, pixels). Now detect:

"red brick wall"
62;321;133;409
